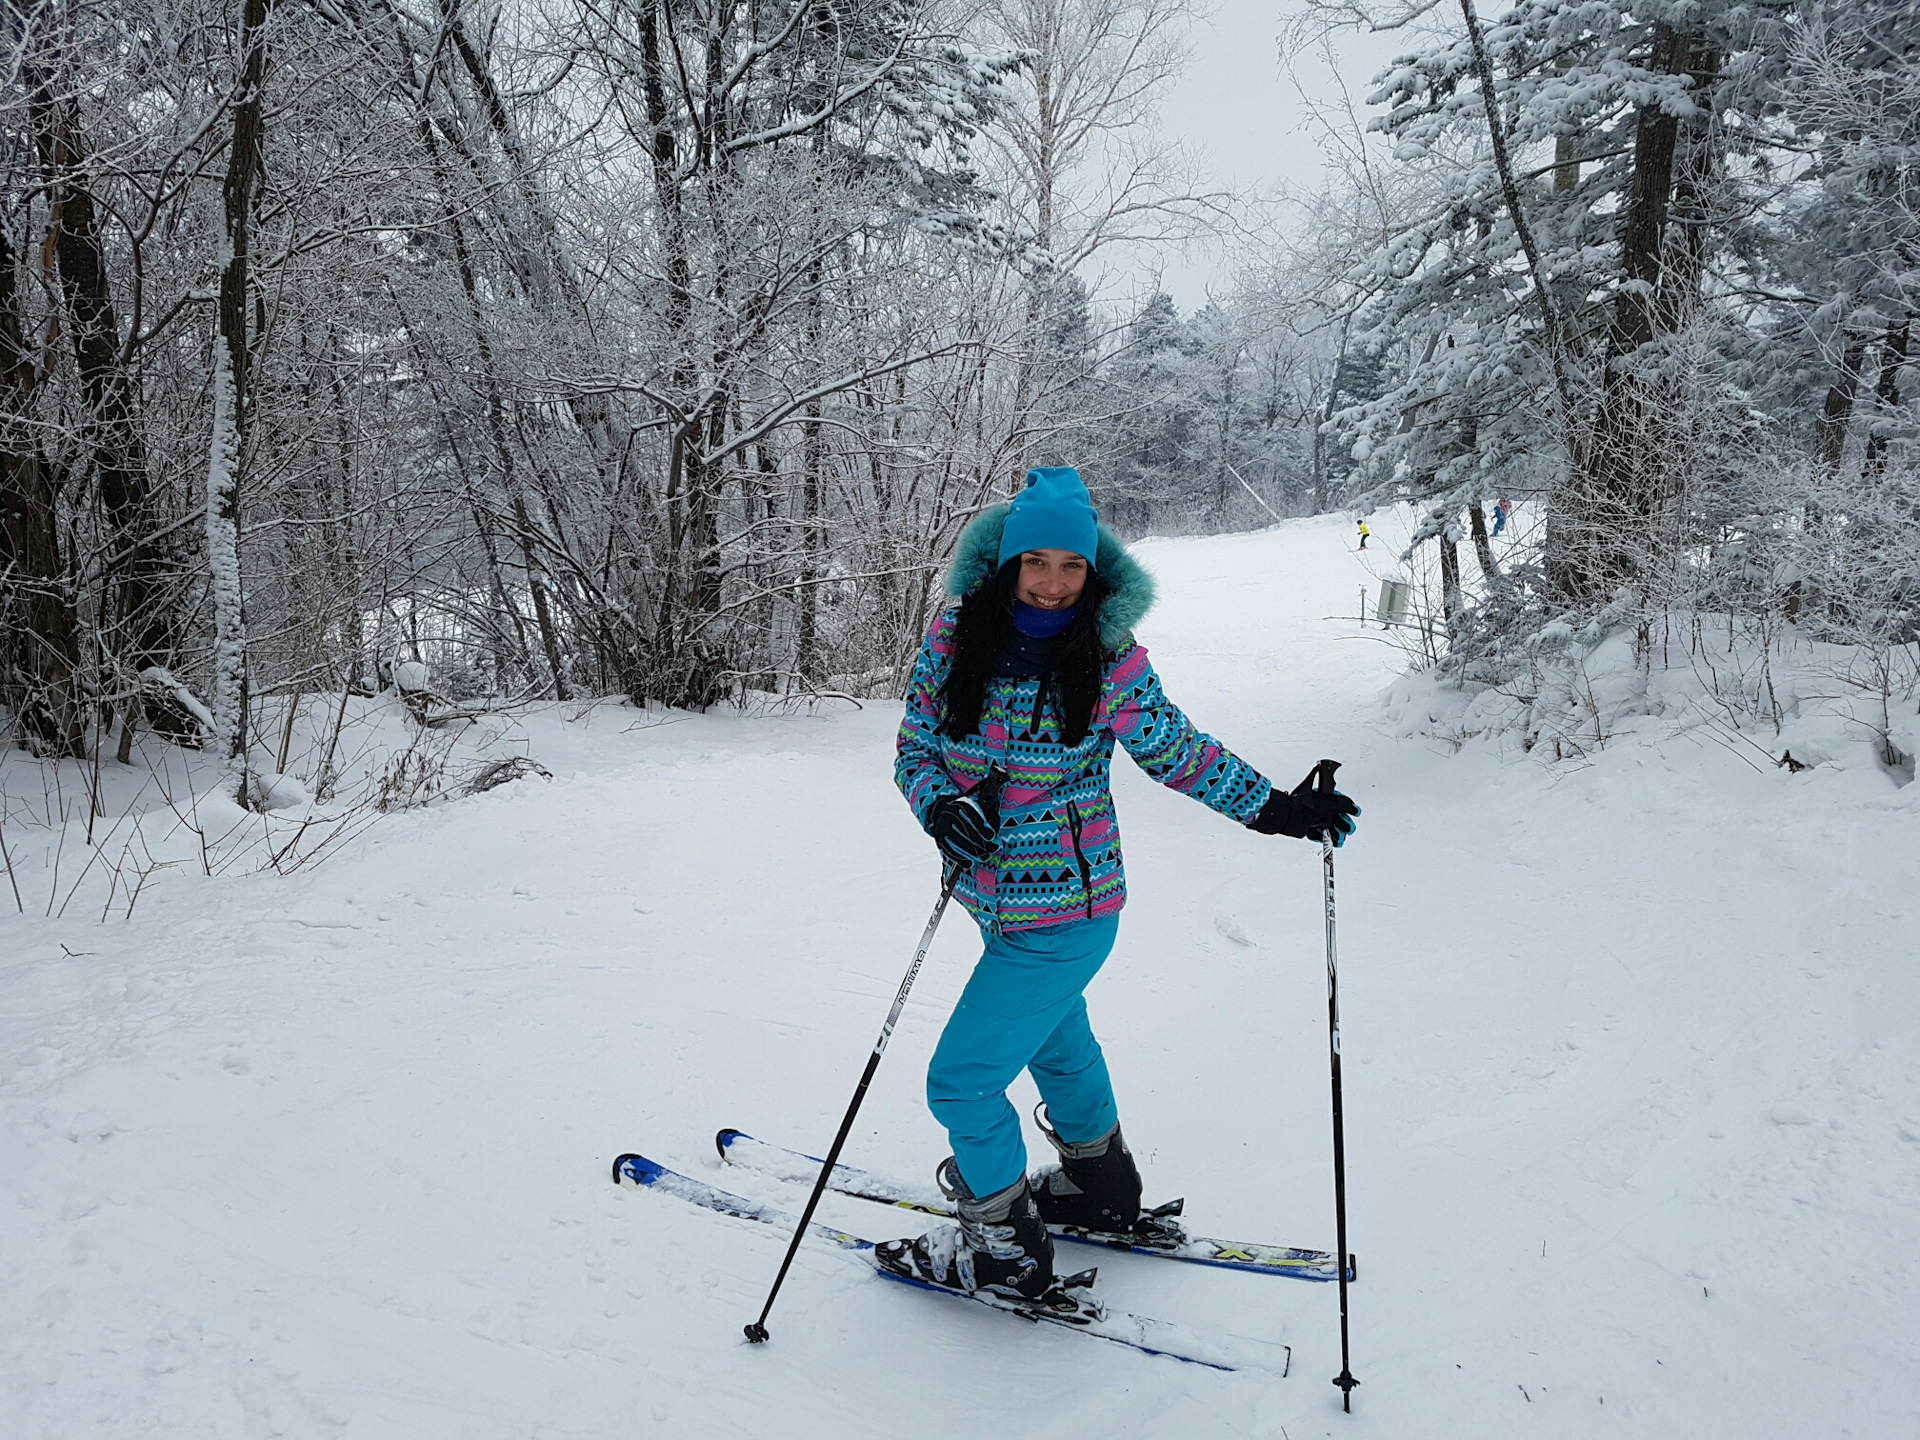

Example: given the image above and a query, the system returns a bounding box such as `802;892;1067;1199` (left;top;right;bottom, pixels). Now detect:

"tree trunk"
507;476;570;699
690;402;726;625
1468;500;1500;585
1612;24;1690;363
1313;317;1350;515
0;221;84;757
1577;20;1707;601
205;0;270;805
796;401;825;683
1816;340;1869;476
1215;354;1235;519
1655;49;1722;337
795;257;827;682
1553;133;1579;194
674;21;736;703
1439;517;1463;641
636;0;699;699
750;428;780;683
1863;319;1910;479
26;33;172;705
322;321;365;692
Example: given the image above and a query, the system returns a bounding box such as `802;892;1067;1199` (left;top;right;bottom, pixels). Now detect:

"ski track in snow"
3;513;1916;1437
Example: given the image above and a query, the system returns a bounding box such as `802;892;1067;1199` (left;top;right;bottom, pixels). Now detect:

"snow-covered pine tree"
1770;4;1920;479
1336;0;1796;651
1762;4;1920;655
1099;292;1202;529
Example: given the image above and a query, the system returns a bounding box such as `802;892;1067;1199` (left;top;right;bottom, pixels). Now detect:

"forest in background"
2;0;1917;805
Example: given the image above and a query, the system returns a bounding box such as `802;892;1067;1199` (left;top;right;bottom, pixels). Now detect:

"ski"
715;1127;1353;1283
611;1152;1283;1373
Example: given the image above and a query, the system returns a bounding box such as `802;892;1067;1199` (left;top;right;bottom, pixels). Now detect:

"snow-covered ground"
4;513;1916;1438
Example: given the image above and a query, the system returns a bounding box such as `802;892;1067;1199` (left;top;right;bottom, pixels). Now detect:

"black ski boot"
873;1159;1056;1301
1030;1105;1143;1235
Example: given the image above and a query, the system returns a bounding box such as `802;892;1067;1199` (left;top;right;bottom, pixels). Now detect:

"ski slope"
3;512;1916;1438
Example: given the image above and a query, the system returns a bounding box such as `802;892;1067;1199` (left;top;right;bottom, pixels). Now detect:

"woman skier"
875;466;1359;1302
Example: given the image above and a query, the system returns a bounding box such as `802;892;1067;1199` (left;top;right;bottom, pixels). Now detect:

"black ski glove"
928;792;996;865
1247;766;1360;846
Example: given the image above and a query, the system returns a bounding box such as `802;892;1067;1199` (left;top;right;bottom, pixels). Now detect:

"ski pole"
1309;758;1361;1410
745;767;1005;1344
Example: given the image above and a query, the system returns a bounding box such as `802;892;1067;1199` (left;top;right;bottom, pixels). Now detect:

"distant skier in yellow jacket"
1357;518;1371;551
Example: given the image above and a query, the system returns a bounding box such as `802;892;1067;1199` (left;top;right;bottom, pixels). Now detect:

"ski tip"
611;1153;664;1188
743;1322;770;1345
715;1128;749;1159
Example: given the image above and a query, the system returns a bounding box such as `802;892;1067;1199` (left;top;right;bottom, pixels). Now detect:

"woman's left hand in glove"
1247;773;1360;846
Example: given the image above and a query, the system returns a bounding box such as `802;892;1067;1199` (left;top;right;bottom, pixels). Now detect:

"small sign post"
1376;579;1411;628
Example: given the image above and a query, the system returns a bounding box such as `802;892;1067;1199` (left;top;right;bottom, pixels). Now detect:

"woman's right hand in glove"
928;792;996;865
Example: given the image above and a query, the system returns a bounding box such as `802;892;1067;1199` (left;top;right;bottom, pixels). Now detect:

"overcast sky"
1109;2;1409;310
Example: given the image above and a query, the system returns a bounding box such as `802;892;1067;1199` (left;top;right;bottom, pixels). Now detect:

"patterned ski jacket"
896;506;1273;934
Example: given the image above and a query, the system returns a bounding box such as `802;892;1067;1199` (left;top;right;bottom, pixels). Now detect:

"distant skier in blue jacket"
874;467;1359;1303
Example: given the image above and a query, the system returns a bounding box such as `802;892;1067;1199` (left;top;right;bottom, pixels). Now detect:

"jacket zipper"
1065;801;1095;920
981;685;1011;933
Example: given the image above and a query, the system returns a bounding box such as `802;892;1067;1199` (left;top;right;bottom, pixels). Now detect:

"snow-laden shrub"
1386;603;1918;784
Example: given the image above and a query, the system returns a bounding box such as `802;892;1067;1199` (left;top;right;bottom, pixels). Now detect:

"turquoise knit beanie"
997;466;1100;567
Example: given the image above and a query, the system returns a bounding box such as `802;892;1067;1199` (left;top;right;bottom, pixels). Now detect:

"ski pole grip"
1294;758;1342;797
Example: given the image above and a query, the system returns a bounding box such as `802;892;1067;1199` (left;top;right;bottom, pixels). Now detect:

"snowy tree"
972;0;1217;470
1297;0;1803;649
1770;5;1920;477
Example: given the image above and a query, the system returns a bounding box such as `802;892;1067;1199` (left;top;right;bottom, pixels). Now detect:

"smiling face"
1014;548;1089;611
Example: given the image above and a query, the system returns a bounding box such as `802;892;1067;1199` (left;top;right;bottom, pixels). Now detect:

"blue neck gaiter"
1012;601;1077;638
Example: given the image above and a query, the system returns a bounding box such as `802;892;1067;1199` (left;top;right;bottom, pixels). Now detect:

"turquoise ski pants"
927;914;1121;1197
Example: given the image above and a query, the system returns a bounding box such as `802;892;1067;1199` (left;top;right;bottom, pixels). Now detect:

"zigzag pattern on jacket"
895;505;1273;933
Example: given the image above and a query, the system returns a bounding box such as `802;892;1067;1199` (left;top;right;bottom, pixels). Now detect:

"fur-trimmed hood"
944;503;1155;650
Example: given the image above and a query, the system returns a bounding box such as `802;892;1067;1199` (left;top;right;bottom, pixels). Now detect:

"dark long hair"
939;559;1113;745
